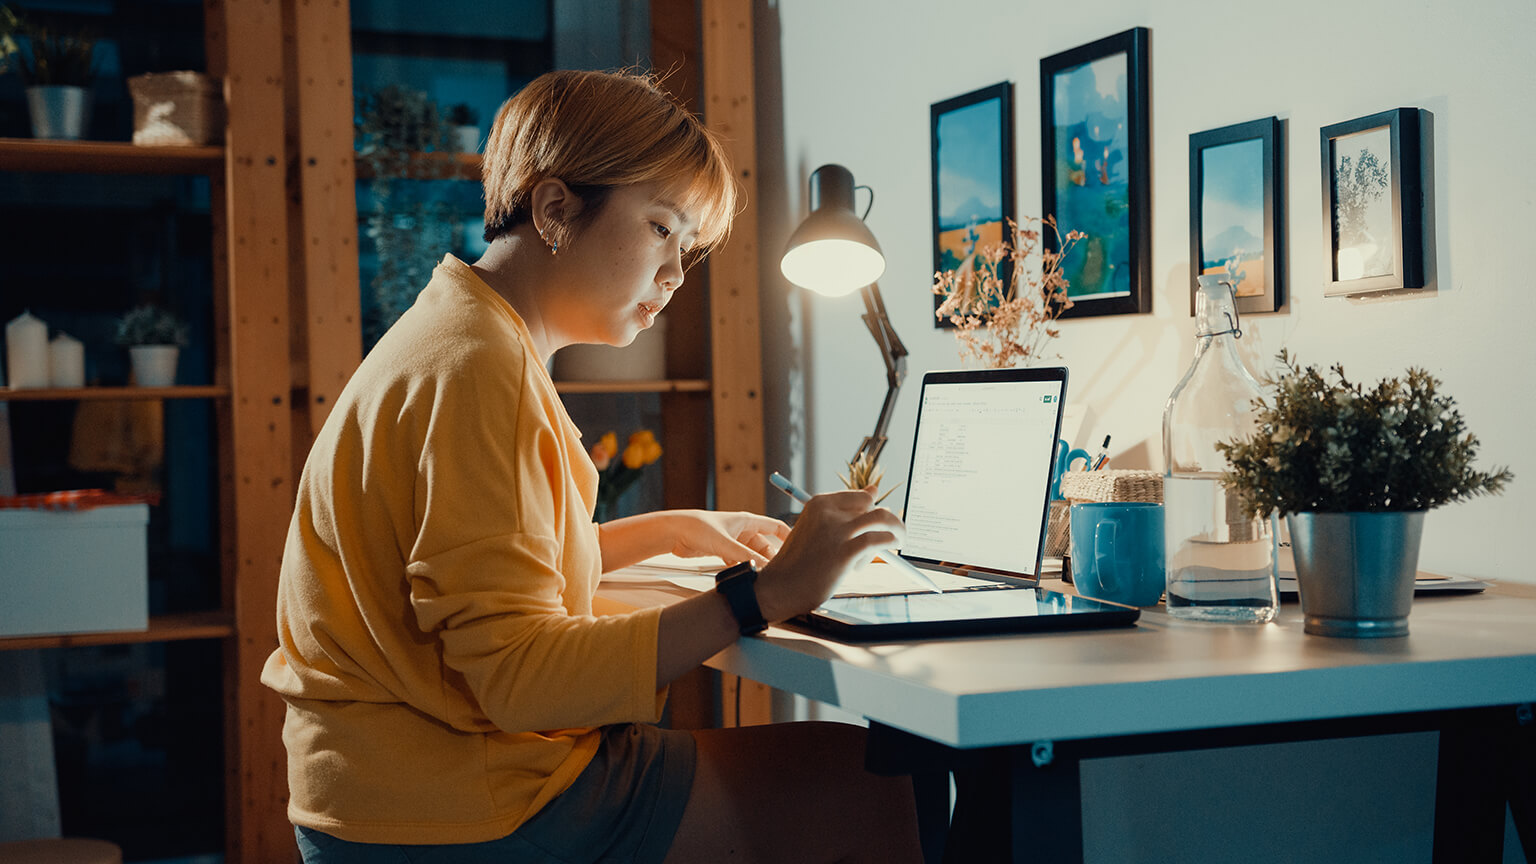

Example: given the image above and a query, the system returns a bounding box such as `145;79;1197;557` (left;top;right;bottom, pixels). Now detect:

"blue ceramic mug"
1069;502;1165;607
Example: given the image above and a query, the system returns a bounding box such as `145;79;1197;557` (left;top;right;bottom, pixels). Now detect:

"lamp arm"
855;282;908;466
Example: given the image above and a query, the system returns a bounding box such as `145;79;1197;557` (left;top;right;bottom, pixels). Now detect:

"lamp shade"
780;164;886;297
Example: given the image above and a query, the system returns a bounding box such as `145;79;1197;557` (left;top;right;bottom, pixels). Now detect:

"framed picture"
931;81;1015;328
1189;116;1284;314
1320;107;1426;295
1039;27;1151;318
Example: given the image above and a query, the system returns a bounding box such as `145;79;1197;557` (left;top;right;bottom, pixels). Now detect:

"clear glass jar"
1162;275;1278;623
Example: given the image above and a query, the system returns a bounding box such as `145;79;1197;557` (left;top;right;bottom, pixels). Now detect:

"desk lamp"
780;163;908;469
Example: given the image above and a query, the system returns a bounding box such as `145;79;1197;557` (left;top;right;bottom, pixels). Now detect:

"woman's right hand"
752;490;905;623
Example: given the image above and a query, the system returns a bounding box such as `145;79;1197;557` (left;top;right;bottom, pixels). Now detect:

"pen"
1090;435;1112;471
769;471;942;594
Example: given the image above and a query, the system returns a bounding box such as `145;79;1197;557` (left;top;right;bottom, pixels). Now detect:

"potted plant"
115;304;188;387
1217;350;1513;637
0;4;97;139
446;102;480;153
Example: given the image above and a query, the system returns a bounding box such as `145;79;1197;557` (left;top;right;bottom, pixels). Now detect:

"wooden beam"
214;0;298;859
291;0;362;438
701;0;765;517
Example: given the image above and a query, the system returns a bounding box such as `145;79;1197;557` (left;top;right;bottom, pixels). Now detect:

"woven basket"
1059;469;1163;505
128;71;223;146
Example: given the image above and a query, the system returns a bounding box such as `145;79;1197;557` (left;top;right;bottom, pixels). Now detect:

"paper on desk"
614;553;1011;596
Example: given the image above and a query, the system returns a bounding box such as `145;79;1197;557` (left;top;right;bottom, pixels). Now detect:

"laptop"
792;367;1140;641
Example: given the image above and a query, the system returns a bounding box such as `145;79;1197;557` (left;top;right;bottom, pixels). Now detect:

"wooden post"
701;0;772;728
212;0;299;859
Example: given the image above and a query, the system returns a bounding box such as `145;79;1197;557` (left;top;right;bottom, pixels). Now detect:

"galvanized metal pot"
1286;511;1425;638
26;85;91;140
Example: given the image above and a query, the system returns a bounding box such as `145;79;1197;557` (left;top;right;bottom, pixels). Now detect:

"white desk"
597;575;1536;862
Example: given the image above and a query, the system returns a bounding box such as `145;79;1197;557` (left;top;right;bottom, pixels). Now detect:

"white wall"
752;2;1534;860
754;0;1536;586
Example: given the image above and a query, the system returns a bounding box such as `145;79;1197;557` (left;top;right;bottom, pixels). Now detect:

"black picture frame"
1188;116;1284;315
930;81;1015;328
1320;107;1426;295
1039;27;1151;318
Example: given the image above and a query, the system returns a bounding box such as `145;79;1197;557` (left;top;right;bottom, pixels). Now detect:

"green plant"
1217;350;1512;516
0;4;95;87
354;84;461;349
115;304;188;346
932;215;1085;368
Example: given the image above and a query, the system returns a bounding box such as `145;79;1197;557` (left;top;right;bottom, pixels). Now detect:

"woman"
262;69;923;863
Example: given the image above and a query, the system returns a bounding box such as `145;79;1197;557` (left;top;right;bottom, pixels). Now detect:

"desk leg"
1433;704;1528;863
1010;742;1084;864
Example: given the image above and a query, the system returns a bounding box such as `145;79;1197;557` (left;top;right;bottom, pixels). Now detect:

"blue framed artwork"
930;81;1015;328
1189;116;1284;314
1039;27;1150;318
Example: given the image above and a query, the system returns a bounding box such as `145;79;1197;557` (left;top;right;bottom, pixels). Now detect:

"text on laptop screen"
899;375;1064;575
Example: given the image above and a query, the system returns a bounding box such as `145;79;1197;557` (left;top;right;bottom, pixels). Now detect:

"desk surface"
597;576;1536;749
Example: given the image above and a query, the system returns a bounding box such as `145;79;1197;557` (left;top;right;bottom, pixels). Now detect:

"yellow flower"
590;432;618;470
622;429;662;469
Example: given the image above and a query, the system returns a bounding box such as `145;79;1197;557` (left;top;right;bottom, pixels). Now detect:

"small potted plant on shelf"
0;4;97;139
1217;350;1513;638
447;102;480;154
115;304;188;387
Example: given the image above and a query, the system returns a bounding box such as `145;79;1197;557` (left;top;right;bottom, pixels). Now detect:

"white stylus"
769;471;942;594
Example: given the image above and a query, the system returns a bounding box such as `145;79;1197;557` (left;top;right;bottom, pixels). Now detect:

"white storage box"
0;503;150;637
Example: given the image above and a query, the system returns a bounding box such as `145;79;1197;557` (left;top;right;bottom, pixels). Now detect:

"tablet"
790;585;1139;641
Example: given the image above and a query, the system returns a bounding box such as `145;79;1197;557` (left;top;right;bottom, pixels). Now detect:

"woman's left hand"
667;509;789;567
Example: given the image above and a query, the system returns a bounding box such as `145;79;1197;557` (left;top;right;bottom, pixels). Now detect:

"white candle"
4;310;48;389
49;331;85;388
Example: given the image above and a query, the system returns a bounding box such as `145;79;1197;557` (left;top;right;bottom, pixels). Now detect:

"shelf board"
0;610;236;651
0;385;230;402
553;379;710;394
355;150;480;181
0;138;225;175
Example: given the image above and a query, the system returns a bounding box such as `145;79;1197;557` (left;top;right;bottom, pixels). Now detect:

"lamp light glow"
780;238;885;297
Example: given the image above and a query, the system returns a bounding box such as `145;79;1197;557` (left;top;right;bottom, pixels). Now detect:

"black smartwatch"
714;561;768;636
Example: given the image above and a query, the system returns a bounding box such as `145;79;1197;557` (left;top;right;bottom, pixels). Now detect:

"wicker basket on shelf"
127;72;223;146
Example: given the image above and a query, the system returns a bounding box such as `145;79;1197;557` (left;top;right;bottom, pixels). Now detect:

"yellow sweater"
261;255;666;844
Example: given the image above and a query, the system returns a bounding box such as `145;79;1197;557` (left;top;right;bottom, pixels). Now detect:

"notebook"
792;367;1139;640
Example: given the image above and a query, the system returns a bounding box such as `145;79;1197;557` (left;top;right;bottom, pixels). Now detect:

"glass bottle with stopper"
1162;274;1278;623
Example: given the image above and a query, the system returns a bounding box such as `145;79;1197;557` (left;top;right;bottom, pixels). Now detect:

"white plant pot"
129;345;179;387
454;125;481;153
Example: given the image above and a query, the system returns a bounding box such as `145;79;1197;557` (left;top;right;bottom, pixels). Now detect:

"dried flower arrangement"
932;215;1085;369
1217;350;1513;517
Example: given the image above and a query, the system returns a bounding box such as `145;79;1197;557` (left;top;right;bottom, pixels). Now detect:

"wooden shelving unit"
0;138;224;174
0;611;236;652
0;385;230;401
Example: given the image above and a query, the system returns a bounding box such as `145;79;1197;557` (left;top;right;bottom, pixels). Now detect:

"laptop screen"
897;367;1067;579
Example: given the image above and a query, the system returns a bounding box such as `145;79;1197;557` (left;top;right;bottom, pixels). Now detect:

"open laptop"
792;367;1139;641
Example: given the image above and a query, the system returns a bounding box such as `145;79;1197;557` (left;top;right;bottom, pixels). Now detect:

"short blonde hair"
482;69;737;263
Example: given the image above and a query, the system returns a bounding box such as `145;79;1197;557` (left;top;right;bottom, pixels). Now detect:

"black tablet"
790;584;1139;642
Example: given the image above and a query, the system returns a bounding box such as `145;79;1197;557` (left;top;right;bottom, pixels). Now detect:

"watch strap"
714;561;768;636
